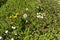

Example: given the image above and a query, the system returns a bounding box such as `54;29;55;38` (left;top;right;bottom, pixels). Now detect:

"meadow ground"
0;0;60;40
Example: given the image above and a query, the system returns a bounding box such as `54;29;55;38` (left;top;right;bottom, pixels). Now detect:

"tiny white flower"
26;8;29;11
23;14;27;18
12;26;16;29
0;36;2;39
5;30;8;34
11;38;14;40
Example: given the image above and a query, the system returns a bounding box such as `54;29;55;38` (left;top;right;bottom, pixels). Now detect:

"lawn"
0;0;60;40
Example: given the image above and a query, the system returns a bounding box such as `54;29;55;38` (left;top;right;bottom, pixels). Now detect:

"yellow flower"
16;12;20;16
13;16;17;19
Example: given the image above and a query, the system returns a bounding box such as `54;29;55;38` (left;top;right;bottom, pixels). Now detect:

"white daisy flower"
23;14;27;18
0;36;2;39
12;26;16;29
11;38;14;40
5;30;8;34
25;8;29;11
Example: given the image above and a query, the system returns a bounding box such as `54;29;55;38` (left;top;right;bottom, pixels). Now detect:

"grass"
0;0;60;40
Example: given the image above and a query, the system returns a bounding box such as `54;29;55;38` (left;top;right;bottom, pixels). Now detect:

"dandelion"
5;30;8;34
23;14;27;18
25;8;29;11
11;38;14;40
0;36;2;39
13;16;17;19
12;26;16;29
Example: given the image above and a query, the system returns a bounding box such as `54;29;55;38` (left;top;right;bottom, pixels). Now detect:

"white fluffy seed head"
23;14;27;18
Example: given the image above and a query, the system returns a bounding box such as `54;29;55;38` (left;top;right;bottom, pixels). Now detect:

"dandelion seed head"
23;14;27;18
